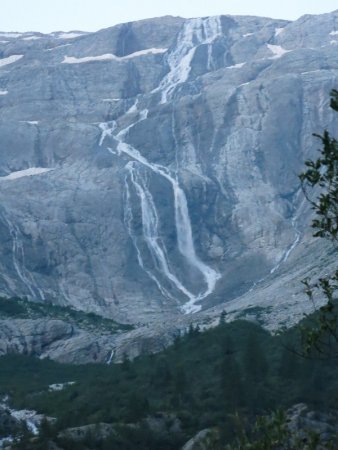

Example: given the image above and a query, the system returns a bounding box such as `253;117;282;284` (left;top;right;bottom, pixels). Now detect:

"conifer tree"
220;336;243;411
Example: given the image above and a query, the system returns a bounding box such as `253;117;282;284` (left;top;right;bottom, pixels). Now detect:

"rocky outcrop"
0;318;117;363
0;314;192;363
58;423;116;442
286;403;338;448
0;11;337;336
181;404;338;449
182;429;221;450
0;406;19;439
58;413;182;446
0;319;73;357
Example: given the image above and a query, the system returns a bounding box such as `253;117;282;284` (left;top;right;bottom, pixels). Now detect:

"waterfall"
126;163;196;301
99;17;222;312
101;113;220;312
124;168;175;300
107;349;115;364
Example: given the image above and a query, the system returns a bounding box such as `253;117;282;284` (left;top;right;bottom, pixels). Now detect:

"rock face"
0;318;114;363
182;429;221;450
0;314;191;364
0;319;73;355
286;404;338;447
0;12;337;328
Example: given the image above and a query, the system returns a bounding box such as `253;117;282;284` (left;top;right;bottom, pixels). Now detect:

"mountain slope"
0;11;337;330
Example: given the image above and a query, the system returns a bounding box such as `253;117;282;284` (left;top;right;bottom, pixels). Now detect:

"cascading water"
126;162;196;301
270;194;305;274
100;17;222;313
154;16;222;103
124;166;175;301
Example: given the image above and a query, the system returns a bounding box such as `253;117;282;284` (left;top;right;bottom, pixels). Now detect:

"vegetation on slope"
0;296;133;334
1;315;338;449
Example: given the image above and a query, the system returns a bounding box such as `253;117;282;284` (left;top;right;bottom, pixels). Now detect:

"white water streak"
270;197;305;274
128;164;195;299
107;349;115;364
3;216;44;299
155;17;222;103
99;121;116;146
123;170;174;300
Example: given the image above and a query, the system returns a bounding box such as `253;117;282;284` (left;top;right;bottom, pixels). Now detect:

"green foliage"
1;318;338;448
297;275;338;358
57;423;183;450
226;410;289;450
299;88;338;241
296;89;338;358
226;89;338;450
227;409;337;450
220;335;243;411
0;296;133;334
12;421;34;450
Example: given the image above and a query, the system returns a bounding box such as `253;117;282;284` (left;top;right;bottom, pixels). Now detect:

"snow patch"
329;30;338;36
226;62;245;69
57;32;86;39
62;48;167;64
0;90;8;95
0;32;22;38
301;69;322;75
243;33;253;37
22;35;41;41
102;98;120;102
63;54;116;64
0;40;9;44
330;40;338;45
45;43;71;51
49;382;75;392
275;27;285;36
126;99;139;114
123;48;167;58
0;54;23;68
20;120;39;125
267;44;290;58
0;167;53;181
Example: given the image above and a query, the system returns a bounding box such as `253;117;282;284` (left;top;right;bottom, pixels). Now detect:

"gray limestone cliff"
0;11;338;361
